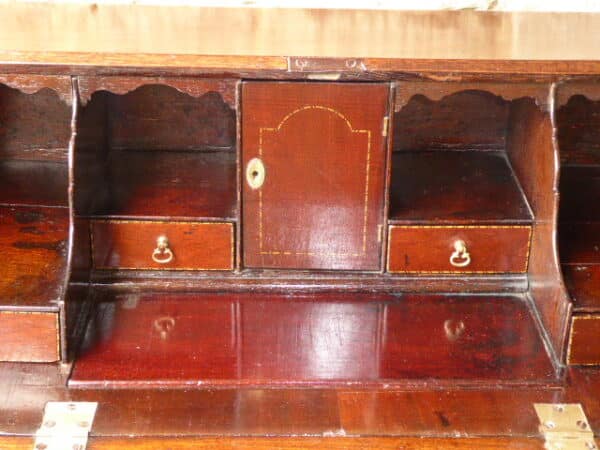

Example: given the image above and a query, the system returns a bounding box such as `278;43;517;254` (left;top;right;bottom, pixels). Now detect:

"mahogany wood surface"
557;95;600;165
389;151;533;224
91;220;234;271
77;76;238;110
560;223;600;265
0;83;71;161
77;150;237;220
568;315;600;365
506;97;570;359
69;291;555;387
6;365;600;444
387;225;531;274
0;311;59;362
393;90;509;151
242;82;388;270
559;166;600;223
0;436;552;449
0;160;68;207
563;266;600;312
0;206;69;308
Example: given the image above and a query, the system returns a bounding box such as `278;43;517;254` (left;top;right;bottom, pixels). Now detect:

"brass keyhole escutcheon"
449;239;471;268
246;157;265;189
152;235;174;264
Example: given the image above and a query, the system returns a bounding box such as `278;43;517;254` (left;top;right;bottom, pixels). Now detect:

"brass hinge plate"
382;116;390;137
534;403;596;450
34;402;98;450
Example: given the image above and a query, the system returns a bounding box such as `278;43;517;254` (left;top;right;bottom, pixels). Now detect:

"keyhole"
251;170;259;179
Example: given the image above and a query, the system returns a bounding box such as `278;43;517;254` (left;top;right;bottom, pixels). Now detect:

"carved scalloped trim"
555;81;600;109
77;76;237;109
0;74;72;105
394;82;551;112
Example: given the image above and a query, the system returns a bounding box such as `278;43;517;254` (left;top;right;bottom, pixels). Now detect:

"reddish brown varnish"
387;225;531;274
0;311;59;362
91;220;234;271
69;292;555;387
242;82;389;271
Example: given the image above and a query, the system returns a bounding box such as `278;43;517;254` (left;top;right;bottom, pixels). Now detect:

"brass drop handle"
449;240;471;268
152;235;174;264
246;157;265;189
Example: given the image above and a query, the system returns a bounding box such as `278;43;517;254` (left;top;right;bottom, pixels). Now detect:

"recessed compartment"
91;220;234;270
0;78;72;362
556;84;600;365
387;86;538;276
74;78;239;273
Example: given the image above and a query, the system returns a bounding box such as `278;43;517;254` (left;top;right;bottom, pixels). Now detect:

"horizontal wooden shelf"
69;291;556;388
0;159;68;208
389;150;533;224
77;150;237;220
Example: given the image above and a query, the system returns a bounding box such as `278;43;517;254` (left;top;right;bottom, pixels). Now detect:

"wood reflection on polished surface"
70;292;556;387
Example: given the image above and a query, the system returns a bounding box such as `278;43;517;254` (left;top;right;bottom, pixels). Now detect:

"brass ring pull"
444;319;466;341
154;316;175;340
152;235;174;264
449;240;471;268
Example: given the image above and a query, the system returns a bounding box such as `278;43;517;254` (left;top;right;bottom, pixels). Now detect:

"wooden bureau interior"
0;73;584;387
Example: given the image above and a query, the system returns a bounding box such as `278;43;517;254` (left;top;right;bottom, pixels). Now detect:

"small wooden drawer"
0;311;59;362
568;314;600;365
387;225;531;274
91;220;234;270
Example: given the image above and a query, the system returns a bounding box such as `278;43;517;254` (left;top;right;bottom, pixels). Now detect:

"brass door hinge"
34;402;98;450
534;403;596;450
382;116;390;137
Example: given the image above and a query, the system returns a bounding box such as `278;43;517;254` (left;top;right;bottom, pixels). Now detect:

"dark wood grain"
559;166;600;223
389;151;533;224
560;223;600;265
568;315;600;365
393;90;509;152
0;311;59;362
78;76;237;109
79;150;237;219
563;265;600;311
506;96;570;359
387;225;531;274
0;160;68;207
70;291;554;387
0;206;69;308
557;94;600;165
242;82;388;270
91;220;234;270
0;82;71;161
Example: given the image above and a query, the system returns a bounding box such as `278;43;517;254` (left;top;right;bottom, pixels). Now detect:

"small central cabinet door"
242;82;389;270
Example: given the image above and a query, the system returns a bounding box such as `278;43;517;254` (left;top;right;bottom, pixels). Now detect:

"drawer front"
568;315;600;365
0;311;59;362
387;225;531;274
92;220;234;270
